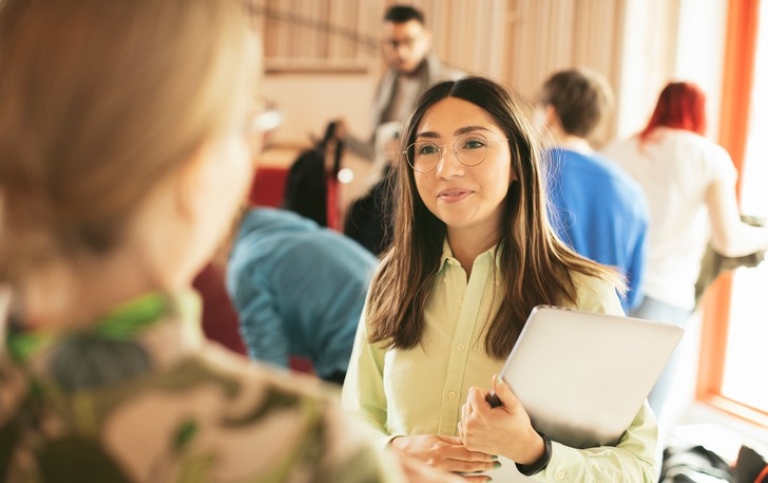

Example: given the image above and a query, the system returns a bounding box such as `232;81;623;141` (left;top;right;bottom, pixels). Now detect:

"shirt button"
448;391;457;399
458;297;464;304
556;470;566;480
456;343;465;352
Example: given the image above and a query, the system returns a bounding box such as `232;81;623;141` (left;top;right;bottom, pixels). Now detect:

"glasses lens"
383;36;418;50
406;133;494;172
407;141;440;172
454;133;489;166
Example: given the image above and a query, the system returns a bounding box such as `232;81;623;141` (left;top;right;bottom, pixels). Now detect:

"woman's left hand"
458;374;546;466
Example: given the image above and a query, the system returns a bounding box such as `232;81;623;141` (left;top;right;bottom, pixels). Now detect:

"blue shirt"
226;207;379;379
546;148;650;311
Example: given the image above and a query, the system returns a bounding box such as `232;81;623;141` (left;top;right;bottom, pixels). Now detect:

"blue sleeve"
626;214;649;311
229;264;290;369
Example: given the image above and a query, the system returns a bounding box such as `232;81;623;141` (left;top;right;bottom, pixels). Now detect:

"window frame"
696;0;768;427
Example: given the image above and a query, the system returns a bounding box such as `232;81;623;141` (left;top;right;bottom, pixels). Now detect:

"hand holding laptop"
459;375;547;467
389;434;497;475
458;305;683;480
482;305;683;449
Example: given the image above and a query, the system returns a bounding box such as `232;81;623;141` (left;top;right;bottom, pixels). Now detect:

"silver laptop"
491;304;684;449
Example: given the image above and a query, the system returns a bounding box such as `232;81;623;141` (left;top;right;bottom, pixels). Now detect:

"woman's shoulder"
659;130;735;181
659;128;728;157
184;344;399;480
565;270;625;315
195;341;338;400
0;342;398;482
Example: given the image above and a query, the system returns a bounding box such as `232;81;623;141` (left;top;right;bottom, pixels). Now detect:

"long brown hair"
368;76;624;359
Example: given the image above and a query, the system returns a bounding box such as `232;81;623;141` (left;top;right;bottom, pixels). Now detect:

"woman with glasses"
342;76;657;481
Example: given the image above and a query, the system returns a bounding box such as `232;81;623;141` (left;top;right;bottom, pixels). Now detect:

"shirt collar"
438;238;501;272
5;290;203;364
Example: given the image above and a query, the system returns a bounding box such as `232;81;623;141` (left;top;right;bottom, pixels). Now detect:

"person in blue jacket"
226;206;379;385
538;68;650;313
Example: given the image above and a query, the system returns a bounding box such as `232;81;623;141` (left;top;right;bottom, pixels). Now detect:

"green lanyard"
6;293;171;363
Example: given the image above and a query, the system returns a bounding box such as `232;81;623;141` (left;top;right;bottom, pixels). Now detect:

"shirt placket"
437;257;491;434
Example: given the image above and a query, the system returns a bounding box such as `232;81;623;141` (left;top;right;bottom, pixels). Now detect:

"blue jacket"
226;208;378;379
546;148;650;312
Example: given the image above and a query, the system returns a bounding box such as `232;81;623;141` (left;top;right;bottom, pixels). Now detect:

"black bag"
282;122;343;227
733;445;768;483
343;165;394;256
660;445;734;483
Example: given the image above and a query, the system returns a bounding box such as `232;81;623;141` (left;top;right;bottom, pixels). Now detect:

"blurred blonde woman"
0;1;462;481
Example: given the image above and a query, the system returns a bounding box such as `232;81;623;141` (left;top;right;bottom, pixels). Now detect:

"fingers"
461;402;470;427
438;436;495;468
466;387;488;410
392;434;497;477
491;374;519;408
461;475;494;483
399;455;471;483
461;388;493;451
464;387;496;424
442;458;496;474
438;436;492;462
440;435;463;445
458;403;471;445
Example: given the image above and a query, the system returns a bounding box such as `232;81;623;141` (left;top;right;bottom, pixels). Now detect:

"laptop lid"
496;304;684;449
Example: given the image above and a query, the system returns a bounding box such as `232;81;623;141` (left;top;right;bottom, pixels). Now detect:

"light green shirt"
342;242;658;482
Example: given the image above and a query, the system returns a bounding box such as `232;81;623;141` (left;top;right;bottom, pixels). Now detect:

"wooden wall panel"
253;0;708;145
255;1;625;92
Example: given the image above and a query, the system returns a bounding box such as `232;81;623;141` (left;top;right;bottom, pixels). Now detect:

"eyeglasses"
382;35;422;50
404;133;508;173
243;103;283;155
248;104;282;134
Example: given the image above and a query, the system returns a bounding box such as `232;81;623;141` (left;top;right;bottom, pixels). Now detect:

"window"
697;0;768;427
721;0;768;414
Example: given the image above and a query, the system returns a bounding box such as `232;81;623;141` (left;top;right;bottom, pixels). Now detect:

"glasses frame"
403;134;509;173
382;34;423;50
248;104;282;134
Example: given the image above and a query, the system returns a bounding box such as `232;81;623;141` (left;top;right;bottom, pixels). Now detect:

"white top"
601;128;736;309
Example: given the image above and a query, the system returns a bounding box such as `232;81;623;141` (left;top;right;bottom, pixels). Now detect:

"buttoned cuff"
516;431;553;476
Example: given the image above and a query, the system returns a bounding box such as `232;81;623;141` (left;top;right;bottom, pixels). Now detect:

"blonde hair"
0;0;258;283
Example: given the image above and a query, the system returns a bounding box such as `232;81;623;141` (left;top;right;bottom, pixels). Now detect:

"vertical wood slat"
487;0;507;80
328;0;341;60
261;0;385;70
286;0;298;59
258;0;626;100
500;0;624;115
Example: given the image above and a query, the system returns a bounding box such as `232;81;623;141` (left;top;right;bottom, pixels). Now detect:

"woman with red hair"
638;82;707;142
602;81;768;423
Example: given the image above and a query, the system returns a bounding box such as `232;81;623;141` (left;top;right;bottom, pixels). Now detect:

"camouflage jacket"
0;291;402;482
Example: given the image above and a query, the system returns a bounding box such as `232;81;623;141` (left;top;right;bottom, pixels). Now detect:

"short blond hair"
0;0;259;282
